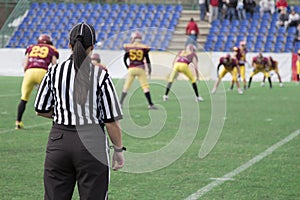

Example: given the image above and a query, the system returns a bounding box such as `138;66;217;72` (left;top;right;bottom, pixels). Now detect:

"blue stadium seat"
284;42;293;52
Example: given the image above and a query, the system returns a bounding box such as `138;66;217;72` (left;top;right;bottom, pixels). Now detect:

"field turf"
0;76;299;200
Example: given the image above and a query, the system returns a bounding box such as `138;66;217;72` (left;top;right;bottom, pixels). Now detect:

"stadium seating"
204;5;300;52
6;2;182;51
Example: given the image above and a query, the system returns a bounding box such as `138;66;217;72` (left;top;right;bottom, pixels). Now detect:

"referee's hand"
112;151;125;170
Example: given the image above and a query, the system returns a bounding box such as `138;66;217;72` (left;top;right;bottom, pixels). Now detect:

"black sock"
192;82;199;97
297;74;300;82
165;82;172;96
230;84;234;90
268;77;272;88
120;92;127;105
248;77;252;88
17;100;27;122
144;91;154;106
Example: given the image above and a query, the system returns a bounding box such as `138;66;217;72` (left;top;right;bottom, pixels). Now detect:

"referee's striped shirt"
34;56;123;125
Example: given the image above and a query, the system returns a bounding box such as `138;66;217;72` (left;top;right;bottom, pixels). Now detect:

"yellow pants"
123;67;149;91
219;67;238;81
168;62;196;83
21;68;47;101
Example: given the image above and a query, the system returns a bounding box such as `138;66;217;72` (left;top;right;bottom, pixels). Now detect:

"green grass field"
0;76;299;200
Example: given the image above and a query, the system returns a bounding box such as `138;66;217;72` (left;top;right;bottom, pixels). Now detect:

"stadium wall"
0;49;292;82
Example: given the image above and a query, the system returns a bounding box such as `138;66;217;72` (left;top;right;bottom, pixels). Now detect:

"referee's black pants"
44;124;109;200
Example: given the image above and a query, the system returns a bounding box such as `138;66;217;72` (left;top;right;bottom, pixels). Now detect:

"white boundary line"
185;129;300;200
0;122;50;134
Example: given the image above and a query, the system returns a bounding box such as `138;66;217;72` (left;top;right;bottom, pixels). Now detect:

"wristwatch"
113;146;127;152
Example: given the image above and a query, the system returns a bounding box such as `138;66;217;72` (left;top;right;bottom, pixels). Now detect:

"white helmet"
130;31;142;43
186;44;196;52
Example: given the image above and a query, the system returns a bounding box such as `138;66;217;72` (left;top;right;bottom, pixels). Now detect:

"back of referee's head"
69;22;96;50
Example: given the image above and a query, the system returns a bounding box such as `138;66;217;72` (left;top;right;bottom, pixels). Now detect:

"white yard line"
185;129;300;200
0;122;50;134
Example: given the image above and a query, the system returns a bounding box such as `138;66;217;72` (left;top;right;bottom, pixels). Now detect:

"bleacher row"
6;2;182;50
204;6;300;53
5;2;300;53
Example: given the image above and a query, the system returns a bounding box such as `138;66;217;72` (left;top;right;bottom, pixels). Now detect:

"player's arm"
51;55;58;66
217;62;222;78
123;52;129;68
23;54;29;72
145;52;151;76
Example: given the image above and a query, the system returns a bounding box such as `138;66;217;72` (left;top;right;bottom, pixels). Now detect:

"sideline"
184;129;300;200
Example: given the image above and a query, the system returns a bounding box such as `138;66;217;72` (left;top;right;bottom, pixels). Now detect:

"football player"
16;34;59;129
163;44;204;102
211;54;243;94
248;52;272;89
119;31;157;109
233;41;247;90
91;53;108;72
296;50;300;84
261;56;283;87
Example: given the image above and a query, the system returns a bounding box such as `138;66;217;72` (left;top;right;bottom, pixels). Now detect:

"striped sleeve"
98;74;123;123
34;67;54;113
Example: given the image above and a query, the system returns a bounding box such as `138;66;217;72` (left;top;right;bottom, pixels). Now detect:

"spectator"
259;0;275;16
276;8;289;29
236;0;246;20
294;23;300;44
199;0;207;21
218;0;227;20
244;0;256;17
209;0;219;23
225;0;238;21
275;0;288;13
287;8;300;29
185;18;199;47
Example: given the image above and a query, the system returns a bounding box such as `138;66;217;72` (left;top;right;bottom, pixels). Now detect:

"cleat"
279;83;283;87
15;121;24;130
163;95;168;101
238;88;243;94
195;96;204;102
211;88;216;94
261;82;265;87
148;105;158;110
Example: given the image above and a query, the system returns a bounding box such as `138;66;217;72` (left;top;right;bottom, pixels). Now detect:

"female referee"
34;22;125;200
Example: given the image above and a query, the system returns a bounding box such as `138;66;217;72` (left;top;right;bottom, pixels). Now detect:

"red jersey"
176;50;197;64
219;57;238;70
236;48;247;66
123;42;150;69
252;56;269;70
25;43;59;71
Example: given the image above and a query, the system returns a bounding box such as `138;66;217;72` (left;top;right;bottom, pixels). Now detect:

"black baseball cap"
69;22;96;49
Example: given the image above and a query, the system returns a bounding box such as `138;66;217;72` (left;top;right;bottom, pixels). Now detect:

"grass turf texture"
0;76;299;200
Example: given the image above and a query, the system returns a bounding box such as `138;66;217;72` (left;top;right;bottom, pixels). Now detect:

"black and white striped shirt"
34;56;123;125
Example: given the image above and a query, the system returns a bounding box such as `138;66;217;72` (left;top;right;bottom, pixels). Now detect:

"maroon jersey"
176;50;197;64
25;43;59;71
236;48;247;66
268;59;278;69
123;42;150;69
252;56;268;70
219;57;238;70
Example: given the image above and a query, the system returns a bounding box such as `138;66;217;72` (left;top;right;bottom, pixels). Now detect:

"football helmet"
186;44;196;52
38;34;52;45
233;46;239;52
130;31;142;43
239;41;246;46
91;53;101;63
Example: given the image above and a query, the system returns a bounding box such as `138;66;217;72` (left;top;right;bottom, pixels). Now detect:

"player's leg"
183;66;203;101
275;68;283;87
120;69;135;106
212;68;227;93
164;64;179;101
231;68;243;94
240;65;247;90
264;71;272;88
16;70;35;129
248;69;258;88
137;69;157;109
